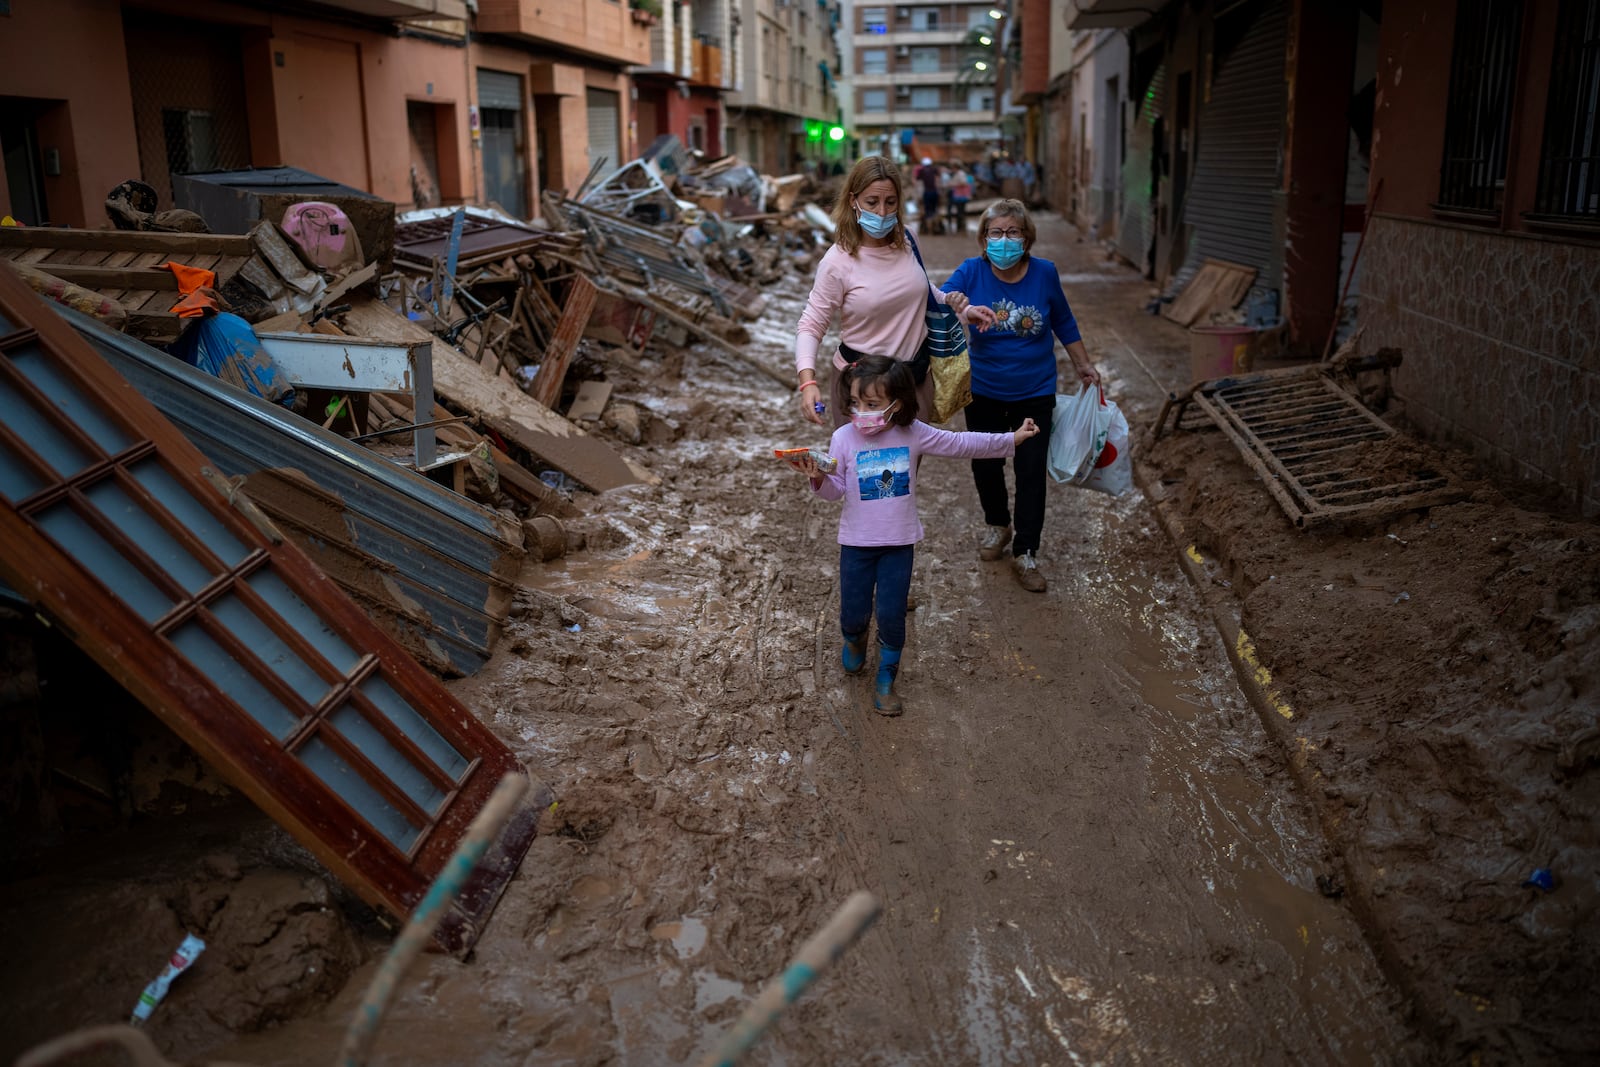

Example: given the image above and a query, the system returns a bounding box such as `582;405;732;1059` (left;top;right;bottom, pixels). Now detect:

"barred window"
1436;0;1523;215
1533;0;1600;222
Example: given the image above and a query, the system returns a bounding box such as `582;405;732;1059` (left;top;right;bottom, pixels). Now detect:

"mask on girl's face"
849;403;897;434
986;237;1025;269
856;207;898;239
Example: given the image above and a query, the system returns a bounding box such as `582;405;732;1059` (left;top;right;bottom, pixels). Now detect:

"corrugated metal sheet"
65;308;524;678
1175;0;1288;292
1118;60;1165;272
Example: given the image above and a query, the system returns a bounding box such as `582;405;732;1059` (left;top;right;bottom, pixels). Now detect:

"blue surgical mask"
857;209;898;239
986;237;1025;269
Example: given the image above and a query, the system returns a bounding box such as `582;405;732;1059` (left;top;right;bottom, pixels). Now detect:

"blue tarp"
168;313;295;407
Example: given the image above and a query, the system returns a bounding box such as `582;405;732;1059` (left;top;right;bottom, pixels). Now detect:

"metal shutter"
586;88;622;174
1117;61;1165;273
1174;0;1288;291
477;69;524;111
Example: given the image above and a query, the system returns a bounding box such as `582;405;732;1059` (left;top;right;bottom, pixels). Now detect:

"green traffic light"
828;125;845;142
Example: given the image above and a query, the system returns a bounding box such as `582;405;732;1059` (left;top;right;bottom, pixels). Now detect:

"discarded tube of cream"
130;933;206;1025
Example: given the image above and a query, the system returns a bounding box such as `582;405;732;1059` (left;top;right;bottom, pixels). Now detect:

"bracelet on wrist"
797;380;820;392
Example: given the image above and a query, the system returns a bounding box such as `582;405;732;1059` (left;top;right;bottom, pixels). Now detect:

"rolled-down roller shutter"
477;69;524;111
586;88;621;175
1173;0;1288;292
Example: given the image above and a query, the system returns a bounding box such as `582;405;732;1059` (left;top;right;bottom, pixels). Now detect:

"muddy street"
182;215;1421;1066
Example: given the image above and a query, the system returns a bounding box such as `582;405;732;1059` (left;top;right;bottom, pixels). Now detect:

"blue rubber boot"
873;646;903;715
841;631;868;674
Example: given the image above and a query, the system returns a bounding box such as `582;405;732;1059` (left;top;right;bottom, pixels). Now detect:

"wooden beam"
0;227;255;255
27;265;181;290
530;274;598;410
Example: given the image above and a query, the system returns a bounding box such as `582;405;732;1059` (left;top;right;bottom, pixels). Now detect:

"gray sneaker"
979;524;1013;561
1013;551;1047;592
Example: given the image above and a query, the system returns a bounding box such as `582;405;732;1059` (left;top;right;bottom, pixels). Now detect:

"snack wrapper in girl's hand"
774;447;838;474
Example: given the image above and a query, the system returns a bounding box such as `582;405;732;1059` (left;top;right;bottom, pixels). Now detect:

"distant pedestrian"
948;199;1101;593
785;355;1038;713
916;156;941;232
946;161;973;233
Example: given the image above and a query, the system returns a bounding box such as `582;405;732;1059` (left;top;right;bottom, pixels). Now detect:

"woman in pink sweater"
794;156;979;427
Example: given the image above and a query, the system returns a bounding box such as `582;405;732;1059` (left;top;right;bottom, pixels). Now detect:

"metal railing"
1533;0;1600;222
1436;0;1523;215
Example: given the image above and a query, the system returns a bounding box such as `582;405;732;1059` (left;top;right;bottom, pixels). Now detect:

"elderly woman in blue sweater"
947;199;1101;593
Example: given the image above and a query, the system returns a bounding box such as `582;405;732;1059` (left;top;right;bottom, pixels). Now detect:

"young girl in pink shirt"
787;356;1038;714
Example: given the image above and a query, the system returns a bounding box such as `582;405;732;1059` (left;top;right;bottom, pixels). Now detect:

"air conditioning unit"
895;45;910;56
896;6;910;16
897;85;911;97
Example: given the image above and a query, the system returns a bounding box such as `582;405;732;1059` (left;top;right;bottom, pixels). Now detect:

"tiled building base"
1360;215;1600;515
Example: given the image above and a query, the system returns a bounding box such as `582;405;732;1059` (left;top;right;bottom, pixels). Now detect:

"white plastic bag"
1046;386;1111;483
1079;402;1132;496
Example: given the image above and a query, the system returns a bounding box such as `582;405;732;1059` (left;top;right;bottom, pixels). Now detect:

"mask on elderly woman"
986;237;1025;269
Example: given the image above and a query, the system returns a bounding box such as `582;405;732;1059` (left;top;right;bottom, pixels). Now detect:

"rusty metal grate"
1173;367;1467;529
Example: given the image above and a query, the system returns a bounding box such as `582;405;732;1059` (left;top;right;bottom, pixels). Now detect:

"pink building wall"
0;0;141;226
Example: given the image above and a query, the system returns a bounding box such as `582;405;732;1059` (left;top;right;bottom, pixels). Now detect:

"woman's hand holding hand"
945;291;970;316
797;381;825;425
1013;418;1040;445
963;304;998;331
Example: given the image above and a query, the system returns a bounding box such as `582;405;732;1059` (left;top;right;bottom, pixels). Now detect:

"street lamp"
988;8;1003;19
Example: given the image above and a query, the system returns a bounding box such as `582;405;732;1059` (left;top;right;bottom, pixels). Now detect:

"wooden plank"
1164;262;1225;326
529;276;597;409
565;379;612;422
0;227;254;255
31;265;180;290
338;296;651;492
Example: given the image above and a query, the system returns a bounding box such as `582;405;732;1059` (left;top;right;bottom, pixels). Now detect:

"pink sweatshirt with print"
795;243;948;371
812;420;1015;547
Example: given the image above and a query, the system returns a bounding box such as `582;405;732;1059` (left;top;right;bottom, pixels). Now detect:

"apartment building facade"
0;0;649;226
848;0;1006;161
726;0;844;174
632;0;738;158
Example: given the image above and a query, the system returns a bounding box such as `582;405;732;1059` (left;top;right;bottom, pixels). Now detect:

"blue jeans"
839;544;914;651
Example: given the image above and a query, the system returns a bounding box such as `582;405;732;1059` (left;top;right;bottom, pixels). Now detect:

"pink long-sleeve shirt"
795;243;948;371
812;420;1016;546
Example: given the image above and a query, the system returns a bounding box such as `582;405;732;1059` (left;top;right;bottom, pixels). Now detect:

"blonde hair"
978;199;1037;256
831;156;907;255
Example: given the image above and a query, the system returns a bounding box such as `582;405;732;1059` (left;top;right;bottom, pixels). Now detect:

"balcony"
852;70;959;87
476;0;650;65
854;107;995;125
316;0;468;16
691;41;726;87
853;29;968;46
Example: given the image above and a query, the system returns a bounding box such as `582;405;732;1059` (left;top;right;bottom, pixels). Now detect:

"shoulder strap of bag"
904;230;940;313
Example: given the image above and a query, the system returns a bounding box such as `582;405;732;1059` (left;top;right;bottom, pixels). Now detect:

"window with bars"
1436;0;1523;215
1533;0;1600;222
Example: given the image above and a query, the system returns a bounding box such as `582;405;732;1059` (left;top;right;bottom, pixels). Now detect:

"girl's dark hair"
842;354;919;426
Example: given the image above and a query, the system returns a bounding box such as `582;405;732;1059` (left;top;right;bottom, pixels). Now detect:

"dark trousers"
965;392;1056;556
839;543;914;651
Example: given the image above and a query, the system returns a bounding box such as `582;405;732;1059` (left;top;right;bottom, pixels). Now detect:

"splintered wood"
1164;259;1257;328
